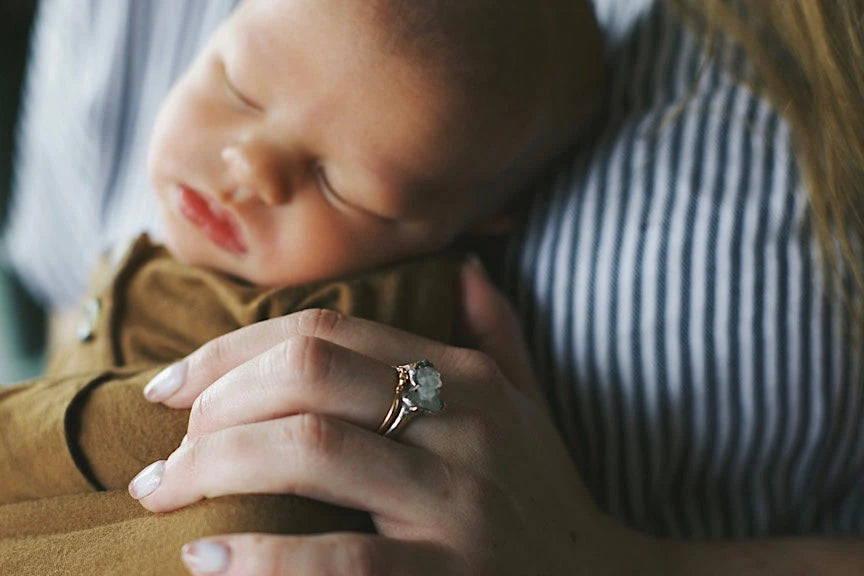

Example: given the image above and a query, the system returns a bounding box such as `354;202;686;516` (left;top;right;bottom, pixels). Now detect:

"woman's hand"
131;260;656;575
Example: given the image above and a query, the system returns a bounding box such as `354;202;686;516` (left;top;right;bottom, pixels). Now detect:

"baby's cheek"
148;99;188;180
161;215;224;273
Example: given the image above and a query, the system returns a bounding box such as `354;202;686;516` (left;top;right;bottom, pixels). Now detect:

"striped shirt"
6;0;864;539
511;1;864;538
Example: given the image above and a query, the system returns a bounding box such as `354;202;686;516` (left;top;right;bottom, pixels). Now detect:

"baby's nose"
218;185;255;204
220;144;289;206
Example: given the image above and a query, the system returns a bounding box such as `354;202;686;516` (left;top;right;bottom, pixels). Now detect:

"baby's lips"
176;184;249;255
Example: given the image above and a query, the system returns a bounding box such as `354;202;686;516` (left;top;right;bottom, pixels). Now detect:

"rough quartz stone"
406;362;443;412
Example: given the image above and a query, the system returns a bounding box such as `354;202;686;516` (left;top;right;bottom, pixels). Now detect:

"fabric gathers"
0;235;459;575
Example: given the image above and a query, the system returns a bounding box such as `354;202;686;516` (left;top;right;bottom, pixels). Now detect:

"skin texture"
134;263;864;576
133;261;654;576
130;1;864;573
148;0;521;288
134;0;652;573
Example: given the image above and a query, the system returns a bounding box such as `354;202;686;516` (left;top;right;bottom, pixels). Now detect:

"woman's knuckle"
470;352;506;388
189;391;216;430
458;471;502;520
295;308;344;340
238;534;289;576
462;408;502;450
199;335;232;371
171;435;203;479
337;538;380;576
246;533;269;550
289;414;344;465
281;335;334;384
261;537;292;576
429;457;458;504
450;348;505;391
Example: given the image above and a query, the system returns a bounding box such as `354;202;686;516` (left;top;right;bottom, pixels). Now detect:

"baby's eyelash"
315;164;344;203
220;60;262;112
315;166;401;224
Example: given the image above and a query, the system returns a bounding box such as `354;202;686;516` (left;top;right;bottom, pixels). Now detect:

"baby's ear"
466;209;512;236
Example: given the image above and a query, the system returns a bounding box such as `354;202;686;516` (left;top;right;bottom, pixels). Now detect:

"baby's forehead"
222;0;546;201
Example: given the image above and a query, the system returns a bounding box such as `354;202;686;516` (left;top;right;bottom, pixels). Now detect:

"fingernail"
180;434;189;447
128;460;165;500
182;540;230;573
143;362;187;402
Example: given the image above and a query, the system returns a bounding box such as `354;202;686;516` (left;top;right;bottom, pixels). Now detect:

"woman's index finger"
154;309;448;408
154;316;300;408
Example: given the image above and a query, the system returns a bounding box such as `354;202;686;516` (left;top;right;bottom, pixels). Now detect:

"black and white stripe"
510;1;864;538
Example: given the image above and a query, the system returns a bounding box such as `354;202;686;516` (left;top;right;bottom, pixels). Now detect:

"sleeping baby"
0;1;604;574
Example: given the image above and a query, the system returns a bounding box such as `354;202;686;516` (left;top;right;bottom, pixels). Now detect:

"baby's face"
149;0;502;286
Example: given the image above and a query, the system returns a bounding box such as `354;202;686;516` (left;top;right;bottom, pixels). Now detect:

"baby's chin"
158;206;253;280
162;227;245;280
162;217;384;288
162;231;298;288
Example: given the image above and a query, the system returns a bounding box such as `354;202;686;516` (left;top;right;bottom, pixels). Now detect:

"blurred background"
0;0;44;384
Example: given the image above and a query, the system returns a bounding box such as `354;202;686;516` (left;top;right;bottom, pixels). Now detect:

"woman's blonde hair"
672;0;864;330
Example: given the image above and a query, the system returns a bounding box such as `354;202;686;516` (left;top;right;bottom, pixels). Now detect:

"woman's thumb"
456;257;542;402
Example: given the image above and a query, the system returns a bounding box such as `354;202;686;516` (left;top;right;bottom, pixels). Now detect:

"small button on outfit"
76;298;101;342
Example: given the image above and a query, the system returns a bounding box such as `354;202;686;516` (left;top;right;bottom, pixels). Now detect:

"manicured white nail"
128;460;165;500
180;434;189;447
143;362;187;402
182;540;230;573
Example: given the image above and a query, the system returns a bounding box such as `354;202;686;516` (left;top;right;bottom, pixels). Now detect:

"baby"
0;1;604;574
147;0;602;290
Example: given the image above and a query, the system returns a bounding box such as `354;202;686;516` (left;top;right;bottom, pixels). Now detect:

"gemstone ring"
377;360;445;438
